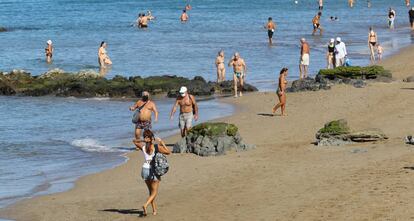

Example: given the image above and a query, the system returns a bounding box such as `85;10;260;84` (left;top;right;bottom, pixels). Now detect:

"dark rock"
348;129;388;142
0;27;7;32
287;77;330;92
405;135;414;145
0;79;16;95
208;80;258;94
173;122;254;157
404;76;414;82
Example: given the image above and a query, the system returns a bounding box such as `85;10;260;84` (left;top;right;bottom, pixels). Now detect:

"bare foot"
153;211;157;216
281;113;288;116
142;205;147;216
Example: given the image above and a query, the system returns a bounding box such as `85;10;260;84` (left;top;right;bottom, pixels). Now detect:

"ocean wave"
70;138;118;153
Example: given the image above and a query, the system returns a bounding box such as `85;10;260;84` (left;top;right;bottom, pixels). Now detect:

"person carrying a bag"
130;91;159;140
133;129;171;216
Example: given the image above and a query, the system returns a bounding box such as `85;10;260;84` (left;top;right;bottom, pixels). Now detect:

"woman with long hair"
272;68;288;116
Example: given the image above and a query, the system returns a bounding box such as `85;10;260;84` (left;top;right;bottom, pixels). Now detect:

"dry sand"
2;49;414;221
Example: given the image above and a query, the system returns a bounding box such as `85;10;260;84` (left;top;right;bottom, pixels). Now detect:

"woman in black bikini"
272;68;288;116
368;27;378;62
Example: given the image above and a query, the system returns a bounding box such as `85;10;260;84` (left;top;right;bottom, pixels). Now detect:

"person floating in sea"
312;12;323;35
406;0;411;7
388;7;396;29
130;91;159;140
215;50;226;83
334;37;347;67
272;67;288;117
348;0;354;8
45;40;53;63
299;38;310;79
147;10;155;20
368;27;378;62
265;17;276;45
98;41;112;68
376;44;383;61
409;7;414;30
228;52;247;98
330;16;339;21
185;4;192;11
319;0;324;10
180;10;189;22
170;86;199;137
327;38;335;69
133;129;171;217
367;0;371;8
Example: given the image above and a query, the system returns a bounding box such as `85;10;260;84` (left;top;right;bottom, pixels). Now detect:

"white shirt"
335;42;347;59
142;145;155;169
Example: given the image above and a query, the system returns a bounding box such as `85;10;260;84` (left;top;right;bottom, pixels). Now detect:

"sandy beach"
2;48;414;221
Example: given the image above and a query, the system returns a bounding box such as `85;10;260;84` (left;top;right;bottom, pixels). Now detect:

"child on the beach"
376;44;383;60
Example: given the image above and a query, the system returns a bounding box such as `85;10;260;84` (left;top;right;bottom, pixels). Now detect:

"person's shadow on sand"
257;113;278;117
101;208;146;217
403;166;414;170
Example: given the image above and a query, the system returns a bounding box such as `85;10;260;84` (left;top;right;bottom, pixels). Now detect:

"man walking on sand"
170;86;199;137
334;37;347;67
299;38;310;79
228;52;247;98
130;91;158;140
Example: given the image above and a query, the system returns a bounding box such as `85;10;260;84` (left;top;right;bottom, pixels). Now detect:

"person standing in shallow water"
228;52;247;97
312;12;323;35
170;86;199;137
319;0;323;10
180;10;189;22
215;50;226;83
130;91;159;140
45;40;53;63
348;0;354;8
272;68;288;116
98;41;112;68
409;7;414;30
265;17;276;45
327;38;335;69
133;129;171;216
368;27;378;62
299;38;310;79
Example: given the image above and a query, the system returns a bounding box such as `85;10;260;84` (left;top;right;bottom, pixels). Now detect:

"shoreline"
1;43;414;220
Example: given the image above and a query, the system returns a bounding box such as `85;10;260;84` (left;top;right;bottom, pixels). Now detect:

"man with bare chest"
228;52;247;98
170;86;199;137
130;91;159;140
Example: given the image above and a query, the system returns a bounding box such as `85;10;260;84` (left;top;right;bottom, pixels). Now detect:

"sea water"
0;0;413;209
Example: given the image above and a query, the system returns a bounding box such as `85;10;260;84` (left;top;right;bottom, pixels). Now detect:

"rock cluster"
288;65;392;93
173;122;255;157
0;27;7;32
315;119;388;146
0;69;258;98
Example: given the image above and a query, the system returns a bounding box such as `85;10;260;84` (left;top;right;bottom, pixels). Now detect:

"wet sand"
2;49;414;220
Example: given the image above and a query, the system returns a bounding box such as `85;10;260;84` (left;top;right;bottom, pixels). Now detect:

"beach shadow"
257;113;275;117
403;166;414;170
101;208;146;217
401;88;414;90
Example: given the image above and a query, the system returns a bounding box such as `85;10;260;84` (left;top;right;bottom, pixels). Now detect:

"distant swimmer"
147;10;155;20
228;52;247;98
299;38;310;79
272;67;288;116
185;4;192;11
388;7;396;29
312;12;323;35
367;0;371;8
376;44;383;61
348;0;354;8
215;50;226;83
368;27;378;62
140;13;149;28
327;38;335;69
409;7;414;30
265;17;276;45
406;0;411;7
330;16;339;21
180;10;189;22
98;41;112;68
319;0;323;10
45;40;53;63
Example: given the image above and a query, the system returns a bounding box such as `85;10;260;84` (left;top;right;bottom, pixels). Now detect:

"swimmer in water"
348;0;354;8
265;17;276;45
388;8;396;29
319;0;323;10
98;41;112;68
45;40;53;63
312;12;323;35
147;10;155;20
180;10;189;22
185;4;192;10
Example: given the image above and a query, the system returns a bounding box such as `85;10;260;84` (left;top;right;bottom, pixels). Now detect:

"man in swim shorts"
170;86;199;137
129;91;158;140
228;52;247;98
265;17;276;45
312;12;323;35
299;38;310;79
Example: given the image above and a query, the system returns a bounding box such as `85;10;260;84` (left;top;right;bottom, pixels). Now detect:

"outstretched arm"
170;99;179;120
133;139;144;151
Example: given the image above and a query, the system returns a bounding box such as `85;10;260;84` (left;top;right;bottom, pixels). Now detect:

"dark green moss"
189;122;239;137
318;119;350;135
318;65;391;79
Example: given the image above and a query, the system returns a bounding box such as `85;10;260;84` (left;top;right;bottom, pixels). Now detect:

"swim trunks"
179;112;193;130
234;72;244;78
313;23;320;29
300;54;310;66
268;30;274;38
136;120;152;130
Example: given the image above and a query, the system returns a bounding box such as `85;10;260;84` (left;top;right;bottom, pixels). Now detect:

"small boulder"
404;76;414;82
0;27;7;32
348;129;388;142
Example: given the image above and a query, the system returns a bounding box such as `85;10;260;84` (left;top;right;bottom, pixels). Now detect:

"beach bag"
151;144;169;176
344;57;352;67
132;102;147;124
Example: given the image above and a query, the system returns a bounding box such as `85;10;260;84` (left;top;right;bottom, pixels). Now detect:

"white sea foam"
70;138;117;153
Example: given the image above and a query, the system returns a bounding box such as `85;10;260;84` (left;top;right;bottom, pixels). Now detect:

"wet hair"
100;41;105;47
280;67;288;75
268;17;272;20
318;12;322;16
218;50;224;55
143;129;155;141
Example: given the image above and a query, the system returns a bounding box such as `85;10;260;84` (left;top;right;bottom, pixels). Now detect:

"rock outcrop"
0;69;258;98
173;122;255;156
315;119;388;146
288;65;392;93
0;27;7;32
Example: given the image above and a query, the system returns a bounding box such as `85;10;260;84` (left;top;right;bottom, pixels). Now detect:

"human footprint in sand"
133;130;171;216
272;68;288;116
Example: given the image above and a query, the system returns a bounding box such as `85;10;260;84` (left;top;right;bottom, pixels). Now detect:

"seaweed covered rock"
318;65;392;79
209;80;259;94
0;27;7;32
173;122;254;156
315;119;388;146
287;77;331;92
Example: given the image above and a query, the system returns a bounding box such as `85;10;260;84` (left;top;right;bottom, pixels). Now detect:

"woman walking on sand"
272;67;288;116
215;50;226;83
368;27;378;62
133;129;171;216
